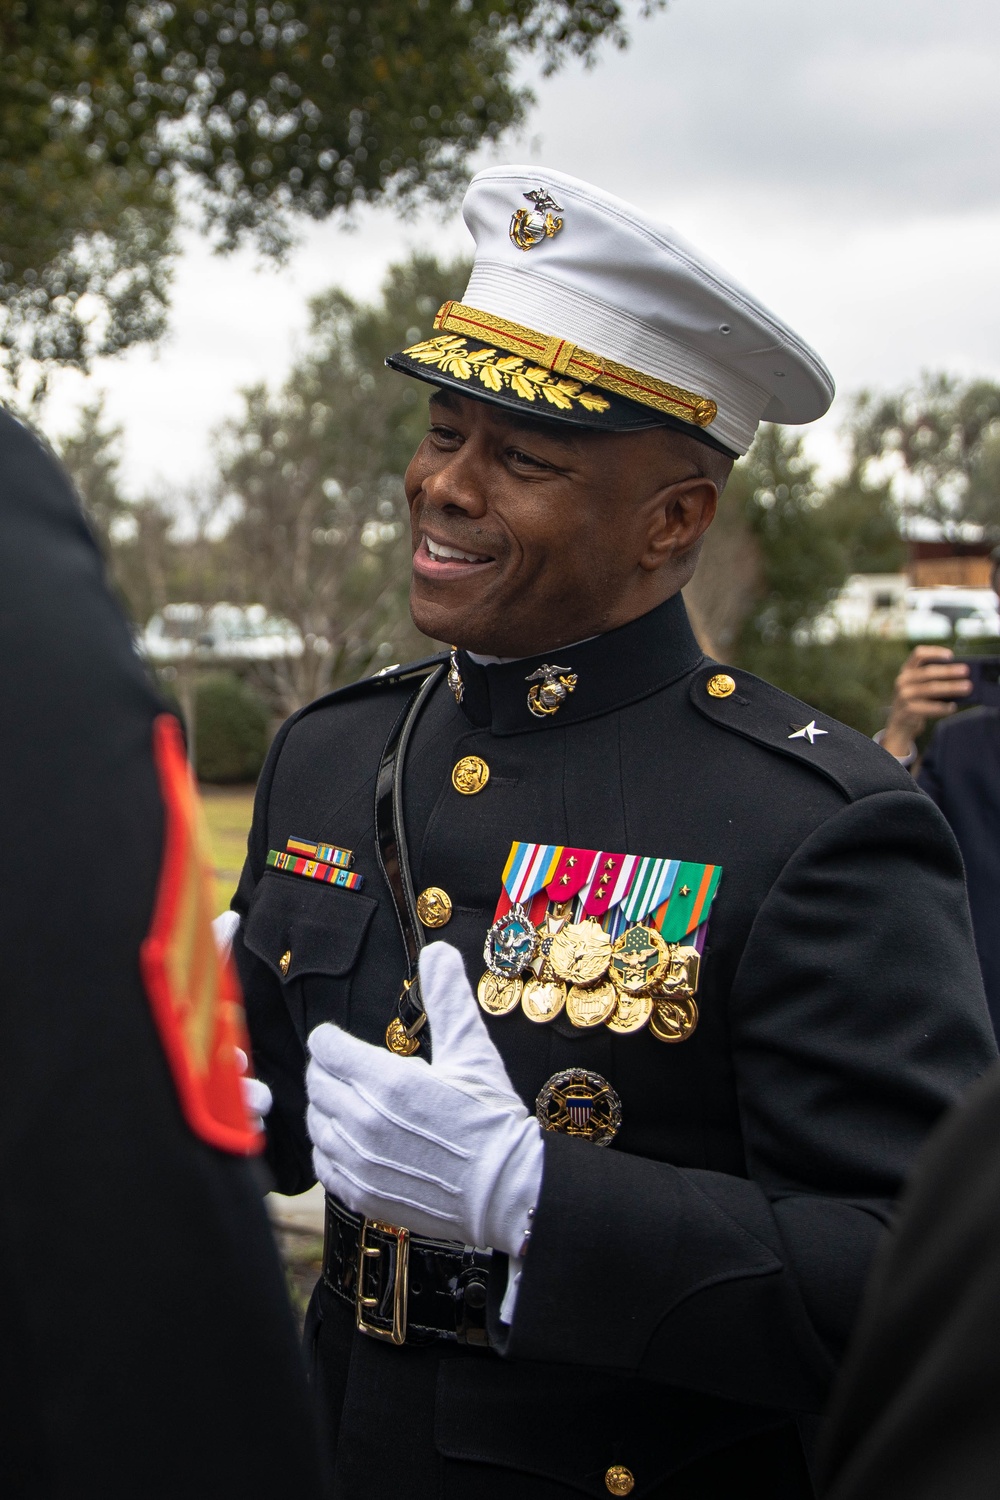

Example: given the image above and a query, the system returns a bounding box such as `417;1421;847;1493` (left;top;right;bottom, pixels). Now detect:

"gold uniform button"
278;949;291;977
452;755;490;795
416;887;452;928
706;672;736;699
605;1466;635;1496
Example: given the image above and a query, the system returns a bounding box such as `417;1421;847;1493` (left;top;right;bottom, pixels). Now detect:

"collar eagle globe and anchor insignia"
526;663;578;718
509;188;564;252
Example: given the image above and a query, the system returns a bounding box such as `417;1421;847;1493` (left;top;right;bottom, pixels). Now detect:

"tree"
0;0;661;390
846;374;1000;536
216;250;471;712
57;393;184;623
686;424;850;658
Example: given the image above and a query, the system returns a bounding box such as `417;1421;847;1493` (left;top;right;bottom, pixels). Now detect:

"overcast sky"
42;0;1000;492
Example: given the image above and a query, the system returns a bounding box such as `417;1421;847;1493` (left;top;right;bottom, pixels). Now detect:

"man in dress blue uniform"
231;166;996;1498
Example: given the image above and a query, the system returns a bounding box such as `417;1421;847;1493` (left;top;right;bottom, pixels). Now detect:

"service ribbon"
655;862;721;941
502;842;564;906
545;847;598;902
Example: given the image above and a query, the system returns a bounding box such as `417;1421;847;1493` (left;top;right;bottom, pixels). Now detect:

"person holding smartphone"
878;548;1000;1031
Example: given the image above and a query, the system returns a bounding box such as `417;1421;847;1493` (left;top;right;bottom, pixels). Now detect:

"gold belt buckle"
356;1217;410;1346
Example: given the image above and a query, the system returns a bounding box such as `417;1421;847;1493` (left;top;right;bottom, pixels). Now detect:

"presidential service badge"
140;715;261;1154
535;1069;622;1145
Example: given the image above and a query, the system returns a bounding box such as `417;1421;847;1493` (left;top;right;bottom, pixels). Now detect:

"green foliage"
731;425;849;647
0;0;660;385
846;373;1000;535
737;637;907;738
194;671;270;783
821;471;906;575
215;250;471;709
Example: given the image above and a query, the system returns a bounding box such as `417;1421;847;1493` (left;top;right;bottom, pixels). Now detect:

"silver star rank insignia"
788;720;828;744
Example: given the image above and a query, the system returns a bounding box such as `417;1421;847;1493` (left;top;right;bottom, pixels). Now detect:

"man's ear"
638;477;718;574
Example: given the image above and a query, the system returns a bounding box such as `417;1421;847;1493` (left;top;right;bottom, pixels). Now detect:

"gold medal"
549;919;612;986
477;972;523;1016
656;944;702;1000
649;995;699;1043
521;977;567;1023
609;924;669;994
565;979;617;1029
606;990;653;1034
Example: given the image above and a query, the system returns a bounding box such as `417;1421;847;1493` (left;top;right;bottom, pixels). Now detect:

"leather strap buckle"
355;1217;410;1345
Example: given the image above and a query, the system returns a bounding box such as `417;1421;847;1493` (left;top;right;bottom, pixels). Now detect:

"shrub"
194;673;270;784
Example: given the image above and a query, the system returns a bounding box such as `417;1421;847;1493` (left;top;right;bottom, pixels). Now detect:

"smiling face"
405;388;727;657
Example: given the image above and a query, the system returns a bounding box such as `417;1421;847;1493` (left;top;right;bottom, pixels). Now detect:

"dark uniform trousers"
234;593;996;1499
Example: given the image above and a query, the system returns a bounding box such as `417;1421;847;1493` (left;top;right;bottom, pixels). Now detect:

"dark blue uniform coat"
234;594;996;1499
0;408;322;1498
918;708;1000;1031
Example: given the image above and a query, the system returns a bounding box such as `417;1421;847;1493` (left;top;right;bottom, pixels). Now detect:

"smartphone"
955;656;1000;709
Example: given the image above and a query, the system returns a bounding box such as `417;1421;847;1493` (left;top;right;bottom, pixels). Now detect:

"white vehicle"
904;587;1000;642
142;602;304;661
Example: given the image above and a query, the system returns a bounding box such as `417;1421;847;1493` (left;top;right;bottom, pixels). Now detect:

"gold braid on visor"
430;301;718;428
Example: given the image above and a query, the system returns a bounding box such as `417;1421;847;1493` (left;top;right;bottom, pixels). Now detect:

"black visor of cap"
385;346;739;458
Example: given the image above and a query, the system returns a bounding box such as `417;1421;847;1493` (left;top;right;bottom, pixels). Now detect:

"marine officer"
231;166;996;1498
0;405;322;1496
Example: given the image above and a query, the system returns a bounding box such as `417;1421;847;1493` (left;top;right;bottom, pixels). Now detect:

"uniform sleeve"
0;411;323;1496
500;788;996;1415
233;722;317;1196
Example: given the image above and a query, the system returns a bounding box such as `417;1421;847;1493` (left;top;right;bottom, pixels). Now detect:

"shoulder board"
289;652;449;726
689;663;917;803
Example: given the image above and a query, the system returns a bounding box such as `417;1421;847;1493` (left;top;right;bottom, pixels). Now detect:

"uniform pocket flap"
434;1358;785;1497
244;870;377;982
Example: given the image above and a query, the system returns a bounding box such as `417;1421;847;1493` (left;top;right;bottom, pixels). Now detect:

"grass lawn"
201;786;256;915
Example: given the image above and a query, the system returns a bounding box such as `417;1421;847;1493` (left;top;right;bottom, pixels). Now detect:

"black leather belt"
322;1195;494;1349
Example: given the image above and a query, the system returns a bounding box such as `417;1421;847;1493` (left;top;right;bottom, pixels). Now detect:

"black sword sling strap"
374;663;446;1057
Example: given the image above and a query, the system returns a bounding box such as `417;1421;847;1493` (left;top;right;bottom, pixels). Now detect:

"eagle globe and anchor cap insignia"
509;188;564;251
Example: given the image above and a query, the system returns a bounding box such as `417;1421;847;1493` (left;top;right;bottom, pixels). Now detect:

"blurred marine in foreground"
819;1060;1000;1499
0;408;321;1496
232;167;996;1497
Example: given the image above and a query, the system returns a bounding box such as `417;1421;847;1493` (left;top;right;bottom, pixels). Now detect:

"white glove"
306;942;543;1258
211;914;273;1122
212;909;241;961
235;1046;273;1122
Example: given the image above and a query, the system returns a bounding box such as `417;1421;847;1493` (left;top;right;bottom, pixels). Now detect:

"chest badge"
526;663;578;718
536;1069;621;1145
509;188;564;252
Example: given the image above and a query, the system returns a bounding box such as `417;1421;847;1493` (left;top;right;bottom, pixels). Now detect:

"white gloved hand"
235;1045;272;1122
211;909;241;961
306;942;543;1257
211;914;273;1122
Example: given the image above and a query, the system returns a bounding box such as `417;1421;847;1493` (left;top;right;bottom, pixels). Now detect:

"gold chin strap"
432;300;718;429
